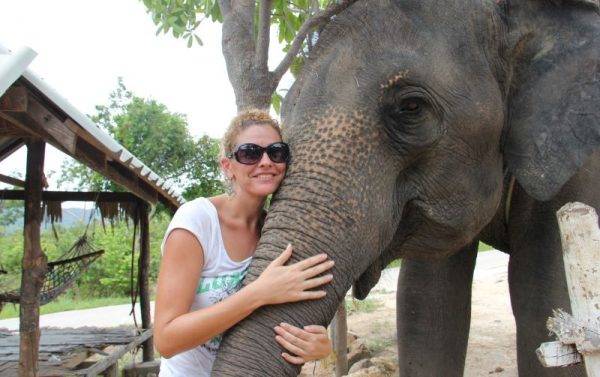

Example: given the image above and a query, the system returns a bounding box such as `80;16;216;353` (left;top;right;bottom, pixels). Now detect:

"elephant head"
212;0;600;375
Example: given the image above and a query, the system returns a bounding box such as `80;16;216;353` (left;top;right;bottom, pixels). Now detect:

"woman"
154;110;334;376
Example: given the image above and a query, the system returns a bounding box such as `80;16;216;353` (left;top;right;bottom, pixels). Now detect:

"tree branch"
271;0;359;84
255;0;272;71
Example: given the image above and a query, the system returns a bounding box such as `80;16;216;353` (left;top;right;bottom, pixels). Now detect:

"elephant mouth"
388;198;470;260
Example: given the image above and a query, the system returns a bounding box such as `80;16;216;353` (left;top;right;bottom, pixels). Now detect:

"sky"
0;0;290;189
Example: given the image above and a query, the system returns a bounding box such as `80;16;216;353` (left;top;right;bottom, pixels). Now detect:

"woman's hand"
249;244;334;306
274;323;332;364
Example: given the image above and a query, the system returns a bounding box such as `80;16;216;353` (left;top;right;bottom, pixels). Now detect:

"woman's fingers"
302;274;333;290
275;323;331;364
275;334;306;357
299;290;327;300
292;253;330;271
270;244;293;267
275;324;310;346
278;322;312;341
282;352;305;365
303;325;327;334
302;260;335;279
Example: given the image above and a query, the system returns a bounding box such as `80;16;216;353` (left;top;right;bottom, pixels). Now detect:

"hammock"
0;235;104;305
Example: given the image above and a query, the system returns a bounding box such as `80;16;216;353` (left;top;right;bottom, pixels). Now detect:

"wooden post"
138;201;153;362
331;299;348;377
19;140;47;377
103;362;118;377
552;202;600;375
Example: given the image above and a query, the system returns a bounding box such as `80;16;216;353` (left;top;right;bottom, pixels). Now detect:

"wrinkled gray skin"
212;0;600;376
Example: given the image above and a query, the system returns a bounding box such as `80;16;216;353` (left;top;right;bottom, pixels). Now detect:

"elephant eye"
385;97;428;124
380;89;443;152
400;99;421;113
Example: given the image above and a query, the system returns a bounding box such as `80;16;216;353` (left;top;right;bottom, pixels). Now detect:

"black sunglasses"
227;142;291;165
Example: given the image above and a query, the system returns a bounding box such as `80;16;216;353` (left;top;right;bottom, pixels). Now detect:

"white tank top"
159;198;252;377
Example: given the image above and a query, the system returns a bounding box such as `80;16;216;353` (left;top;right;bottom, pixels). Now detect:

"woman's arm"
154;229;334;358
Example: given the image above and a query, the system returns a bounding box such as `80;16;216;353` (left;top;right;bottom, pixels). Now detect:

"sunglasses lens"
235;144;263;164
267;143;290;163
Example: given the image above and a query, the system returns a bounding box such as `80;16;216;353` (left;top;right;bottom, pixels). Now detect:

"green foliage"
345;298;382;315
141;0;337;54
182;135;224;200
478;241;493;252
386;259;401;269
0;200;22;236
0;215;170;299
142;0;222;47
0;174;25;236
271;91;283;114
59;79;224;200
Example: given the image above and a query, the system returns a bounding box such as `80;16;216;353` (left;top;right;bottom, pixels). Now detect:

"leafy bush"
0;214;170;299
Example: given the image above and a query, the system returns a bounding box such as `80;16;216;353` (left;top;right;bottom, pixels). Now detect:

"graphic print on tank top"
197;267;249;354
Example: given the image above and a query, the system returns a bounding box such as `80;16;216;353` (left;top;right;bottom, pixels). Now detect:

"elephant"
211;0;600;376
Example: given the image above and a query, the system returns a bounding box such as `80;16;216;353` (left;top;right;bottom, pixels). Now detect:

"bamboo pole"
19;140;47;377
138;201;153;361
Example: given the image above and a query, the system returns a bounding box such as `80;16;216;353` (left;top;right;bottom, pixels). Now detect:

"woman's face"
222;124;287;198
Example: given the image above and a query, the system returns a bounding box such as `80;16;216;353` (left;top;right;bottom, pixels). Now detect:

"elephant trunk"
211;174;362;376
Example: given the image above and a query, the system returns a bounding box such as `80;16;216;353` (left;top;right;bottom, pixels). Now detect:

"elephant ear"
504;4;600;201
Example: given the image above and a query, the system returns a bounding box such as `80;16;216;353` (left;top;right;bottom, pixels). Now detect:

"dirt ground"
301;252;517;376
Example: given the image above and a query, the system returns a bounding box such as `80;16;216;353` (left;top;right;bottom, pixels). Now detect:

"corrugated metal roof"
0;46;36;98
0;43;185;207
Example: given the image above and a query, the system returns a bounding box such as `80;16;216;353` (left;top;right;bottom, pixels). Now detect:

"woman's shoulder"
171;197;218;226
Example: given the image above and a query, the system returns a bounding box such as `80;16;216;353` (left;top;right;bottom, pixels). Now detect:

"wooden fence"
537;202;600;376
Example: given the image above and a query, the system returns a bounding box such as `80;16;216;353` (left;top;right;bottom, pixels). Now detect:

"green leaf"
290;56;305;77
271;92;283;114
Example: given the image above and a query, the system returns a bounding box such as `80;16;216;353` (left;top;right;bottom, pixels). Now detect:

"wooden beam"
19;140;47;377
103;161;157;206
63;118;110;155
0;174;25;188
0;86;28;112
0;111;72;156
0;190;142;203
0;118;32;138
74;137;106;172
24;94;76;154
74;329;153;377
0;138;25;163
137;202;154;362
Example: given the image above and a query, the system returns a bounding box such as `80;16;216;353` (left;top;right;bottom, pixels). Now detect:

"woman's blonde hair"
221;109;282;158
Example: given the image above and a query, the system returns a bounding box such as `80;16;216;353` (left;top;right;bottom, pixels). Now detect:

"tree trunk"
220;0;274;110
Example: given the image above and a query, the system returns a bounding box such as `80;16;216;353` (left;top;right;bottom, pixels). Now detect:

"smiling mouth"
254;174;276;181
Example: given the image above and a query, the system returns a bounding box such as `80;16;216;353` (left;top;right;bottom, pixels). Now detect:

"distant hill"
4;207;99;233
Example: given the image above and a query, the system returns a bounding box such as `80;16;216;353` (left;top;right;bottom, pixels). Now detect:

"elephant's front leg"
397;242;478;377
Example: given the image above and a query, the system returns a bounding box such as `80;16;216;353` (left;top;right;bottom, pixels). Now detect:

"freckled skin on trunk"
213;109;403;376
